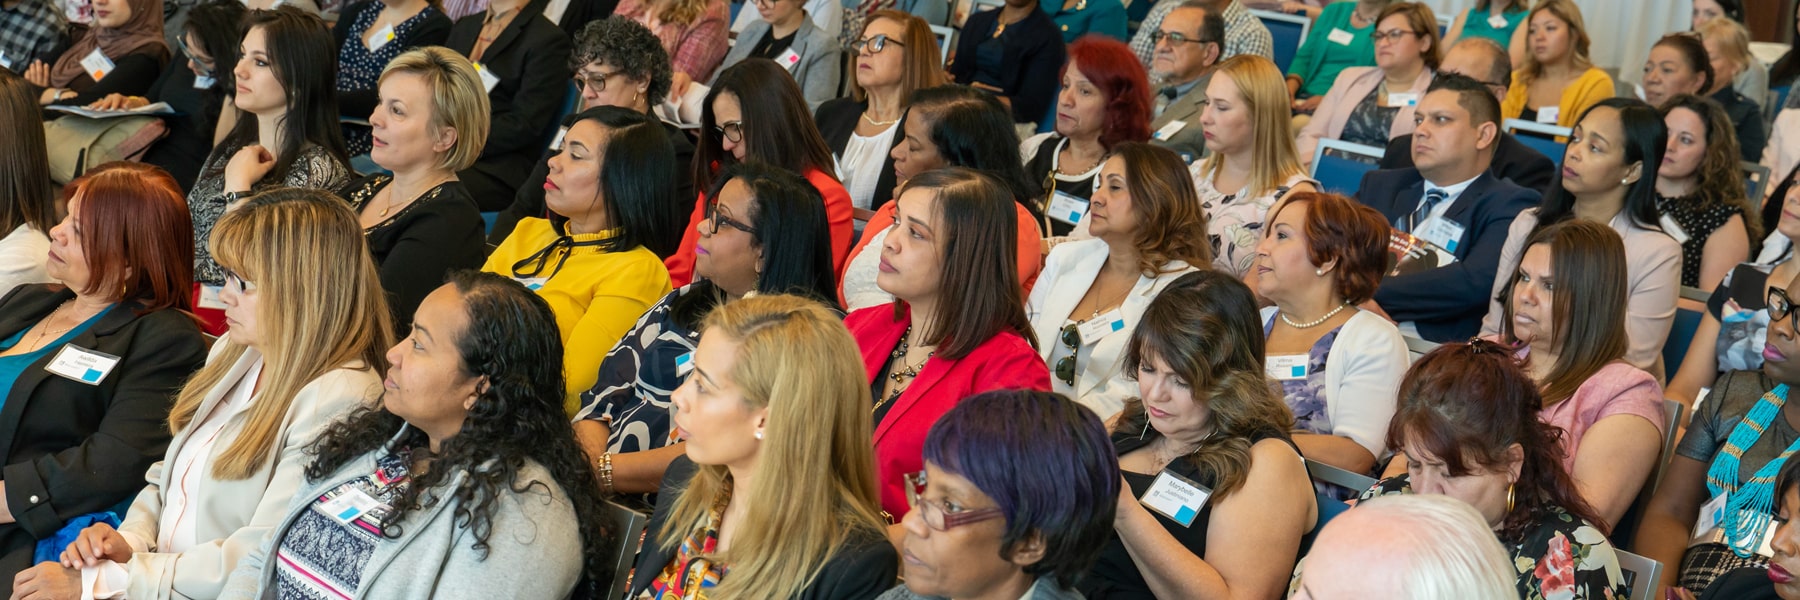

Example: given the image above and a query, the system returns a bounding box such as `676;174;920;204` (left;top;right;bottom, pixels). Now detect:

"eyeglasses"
222;269;257;294
705;201;758;235
1053;323;1081;387
573;69;626;93
1370;29;1423;43
713;120;744;143
178;35;214;77
1149;30;1213;47
1771;288;1799;331
904;471;1003;531
851;34;905;55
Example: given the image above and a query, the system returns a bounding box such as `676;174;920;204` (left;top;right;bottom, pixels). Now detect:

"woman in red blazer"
664;58;854;286
846;167;1051;519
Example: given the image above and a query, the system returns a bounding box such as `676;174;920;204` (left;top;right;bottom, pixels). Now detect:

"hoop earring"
1505;483;1515;513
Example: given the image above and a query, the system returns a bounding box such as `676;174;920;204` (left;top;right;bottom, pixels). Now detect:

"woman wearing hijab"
21;0;169;107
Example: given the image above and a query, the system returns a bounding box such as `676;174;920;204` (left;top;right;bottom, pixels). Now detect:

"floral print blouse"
1191;166;1312;278
1357;474;1629;600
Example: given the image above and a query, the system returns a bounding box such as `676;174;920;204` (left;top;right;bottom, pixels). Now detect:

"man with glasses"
1145;3;1222;162
1128;0;1269;68
1376;37;1555;195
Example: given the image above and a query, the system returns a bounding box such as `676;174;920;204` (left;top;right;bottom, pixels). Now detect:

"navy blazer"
948;8;1065;125
0;286;207;588
1378;131;1557;197
1356;169;1539;342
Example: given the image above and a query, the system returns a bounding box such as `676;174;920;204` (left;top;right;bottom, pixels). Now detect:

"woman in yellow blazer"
1500;0;1611;130
18;190;391;599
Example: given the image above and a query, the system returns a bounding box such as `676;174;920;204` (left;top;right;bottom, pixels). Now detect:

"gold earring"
1505;483;1515;513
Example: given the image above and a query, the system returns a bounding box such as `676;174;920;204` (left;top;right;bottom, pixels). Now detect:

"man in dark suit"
1376;37;1556;196
1146;2;1222;162
1357;72;1540;342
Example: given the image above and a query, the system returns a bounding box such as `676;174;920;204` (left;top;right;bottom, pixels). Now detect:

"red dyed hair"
1064;36;1153;150
68;162;195;313
1265;192;1389;304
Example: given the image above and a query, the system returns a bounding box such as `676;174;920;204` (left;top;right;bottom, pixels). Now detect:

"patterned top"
1707;264;1775;374
1129;0;1271;67
0;0;63;70
188;144;352;285
274;447;416;600
615;0;731;82
573;283;708;456
641;490;729;600
1658;192;1749;288
336;3;445;155
1263;319;1344;437
1192;167;1310;278
1357;474;1630;600
1340;86;1401;148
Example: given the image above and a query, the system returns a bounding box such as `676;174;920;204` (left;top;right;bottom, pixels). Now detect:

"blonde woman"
1191;54;1317;280
1500;0;1611;130
45;189;391;599
1697;16;1770;162
628;294;897;598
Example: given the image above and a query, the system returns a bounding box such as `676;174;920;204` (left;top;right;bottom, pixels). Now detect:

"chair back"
1251;9;1310;74
1503;119;1572;167
600;500;651;598
1745;160;1773;206
1615;548;1663;600
1310;138;1383;196
1402;335;1440;363
929;25;955;66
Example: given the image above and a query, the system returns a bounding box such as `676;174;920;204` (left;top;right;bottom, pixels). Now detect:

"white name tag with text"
1387;93;1418;107
475;62;500;93
1416;217;1467;253
45;344;121;385
1140;470;1212;527
1077;310;1127;344
193;74;215;89
80;48;114;81
1153;120;1186;141
366;23;396;52
1328;28;1355;45
1535;106;1560;124
1266;354;1309;380
320;487;383;525
1047;190;1090;225
775;48;802;71
512;277;548;291
1660;213;1691;244
1487;14;1510;29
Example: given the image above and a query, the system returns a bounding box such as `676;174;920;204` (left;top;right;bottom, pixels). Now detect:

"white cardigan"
1028;238;1198;419
1260;307;1409;458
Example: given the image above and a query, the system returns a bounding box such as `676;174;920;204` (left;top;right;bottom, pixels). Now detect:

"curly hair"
570;16;673;106
1659;94;1761;242
303;271;615;598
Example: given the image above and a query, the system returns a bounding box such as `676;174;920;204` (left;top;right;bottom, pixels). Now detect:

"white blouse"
841;227;892;312
0;223;52;297
839;122;900;211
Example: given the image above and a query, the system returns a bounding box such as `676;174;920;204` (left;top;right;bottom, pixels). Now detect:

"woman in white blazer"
16;190;392;600
1295;2;1441;167
715;0;842;110
1028;143;1212;419
1254;192;1409;479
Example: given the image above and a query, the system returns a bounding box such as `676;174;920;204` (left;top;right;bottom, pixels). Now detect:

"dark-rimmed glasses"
1771;288;1799;330
904;471;1003;531
573;69;626;93
705;201;757;236
179;35;214;78
1370;29;1422;43
714;120;744;143
851;34;905;55
1149;30;1213;47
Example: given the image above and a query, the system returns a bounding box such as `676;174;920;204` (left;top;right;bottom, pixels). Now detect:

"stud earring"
1314;268;1324;276
754;431;763;440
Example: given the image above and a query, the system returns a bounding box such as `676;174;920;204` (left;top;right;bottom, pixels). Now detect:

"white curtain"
1411;0;1692;86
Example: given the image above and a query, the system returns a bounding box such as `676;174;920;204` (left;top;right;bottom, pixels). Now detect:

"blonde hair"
379;47;491;172
657;294;888;599
654;0;710;26
850;10;948;104
1697;16;1753;77
1198;55;1307;199
169;189;394;480
1517;0;1593;86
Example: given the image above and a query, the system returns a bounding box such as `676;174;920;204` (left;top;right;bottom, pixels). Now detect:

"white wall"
1414;0;1691;85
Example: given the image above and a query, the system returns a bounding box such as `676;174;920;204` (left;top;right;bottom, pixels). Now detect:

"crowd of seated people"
15;0;1800;598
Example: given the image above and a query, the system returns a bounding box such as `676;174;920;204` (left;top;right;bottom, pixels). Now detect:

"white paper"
1153;120;1186;141
46;102;178;119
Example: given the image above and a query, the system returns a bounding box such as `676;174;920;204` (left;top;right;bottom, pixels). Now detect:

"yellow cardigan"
1502;66;1614;130
483;218;672;415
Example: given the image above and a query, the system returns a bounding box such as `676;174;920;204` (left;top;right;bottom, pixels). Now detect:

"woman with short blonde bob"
43;189;392;599
338;46;490;328
629;294;898;599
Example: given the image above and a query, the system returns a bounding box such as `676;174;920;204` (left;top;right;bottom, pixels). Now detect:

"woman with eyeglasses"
90;0;245;190
483;106;678;416
879;390;1119;600
572;162;838;504
665;58;853;287
1296;2;1438;167
1284;0;1391;115
1021;35;1151;239
715;0;840;110
627;294;897;599
330;0;451;156
848;167;1050;521
1027;142;1207;420
813;10;946;213
1085;269;1316;599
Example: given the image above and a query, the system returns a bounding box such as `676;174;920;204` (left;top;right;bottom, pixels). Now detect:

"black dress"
139;53;223;191
339;174;486;328
1657;192;1749;288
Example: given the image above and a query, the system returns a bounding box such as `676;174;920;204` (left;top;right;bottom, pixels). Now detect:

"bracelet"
597;452;615;494
221;190;252;204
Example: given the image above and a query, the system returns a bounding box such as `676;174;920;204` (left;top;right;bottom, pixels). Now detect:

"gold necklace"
26;300;93;352
379;175;451;217
874;325;933;414
861;111;900;126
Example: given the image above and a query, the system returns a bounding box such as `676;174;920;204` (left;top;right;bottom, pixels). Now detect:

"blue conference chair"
1251;9;1310;74
1310;139;1383;196
1503;118;1571;167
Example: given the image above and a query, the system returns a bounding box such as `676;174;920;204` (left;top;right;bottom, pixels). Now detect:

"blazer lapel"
1079;265;1185;396
1036;248;1108;360
874;352;956;445
1439;173;1493;235
481;10;530;63
0;295;137;465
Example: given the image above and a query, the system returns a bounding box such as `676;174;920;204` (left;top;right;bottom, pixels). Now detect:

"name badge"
1416;217;1467;253
366;23;396;52
1046;190;1090;225
512;277;548;291
1660;213;1691;244
1153;120;1186;141
193;74;215;89
1535;106;1560;124
80;48;114;81
474;62;500;93
775;48;802;71
1695;491;1731;538
674;351;694;377
1077;309;1127;344
45;344;121;385
1386;93;1418;107
549;126;568;151
0;51;12;70
1487;14;1510;29
1327;27;1355;46
198;284;229;310
319;487;384;525
1140;470;1212;527
1266;354;1308;380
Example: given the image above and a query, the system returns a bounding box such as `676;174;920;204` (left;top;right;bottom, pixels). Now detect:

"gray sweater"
219;438;584;600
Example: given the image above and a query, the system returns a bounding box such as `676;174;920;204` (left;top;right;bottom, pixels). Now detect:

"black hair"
183;0;247;92
570;16;673;108
907;85;1045;223
1534;97;1666;235
304;271;614;599
1426;71;1503;128
564;106;683;257
693;58;838;194
215;7;350;182
673;161;841;326
1653;33;1717;97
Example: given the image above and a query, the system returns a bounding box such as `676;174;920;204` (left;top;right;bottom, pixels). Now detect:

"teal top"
1039;0;1128;44
1287;2;1376;98
0;305;113;412
1457;5;1526;48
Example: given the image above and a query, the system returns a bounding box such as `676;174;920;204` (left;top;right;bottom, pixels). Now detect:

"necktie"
1406;188;1449;233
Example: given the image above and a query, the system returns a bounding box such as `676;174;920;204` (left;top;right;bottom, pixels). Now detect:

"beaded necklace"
1705;383;1800;557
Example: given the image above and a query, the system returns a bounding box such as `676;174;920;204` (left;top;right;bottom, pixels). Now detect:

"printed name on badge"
45;345;122;385
1140;470;1212;527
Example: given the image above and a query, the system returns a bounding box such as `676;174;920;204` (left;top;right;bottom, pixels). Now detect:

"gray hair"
1301;495;1517;600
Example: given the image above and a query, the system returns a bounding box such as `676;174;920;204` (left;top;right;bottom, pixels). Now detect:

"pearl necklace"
1279;303;1349;329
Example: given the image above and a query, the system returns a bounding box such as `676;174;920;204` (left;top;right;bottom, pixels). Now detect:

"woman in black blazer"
0;163;208;593
946;0;1065;127
812;9;945;213
445;0;572;211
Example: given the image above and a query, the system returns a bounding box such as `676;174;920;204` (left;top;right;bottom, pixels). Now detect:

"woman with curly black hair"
218;271;614;600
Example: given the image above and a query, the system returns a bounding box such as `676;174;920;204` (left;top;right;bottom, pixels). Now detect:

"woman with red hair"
1022;35;1152;238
